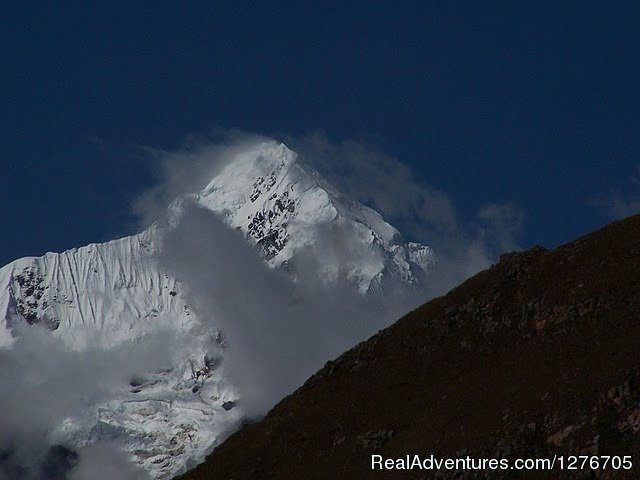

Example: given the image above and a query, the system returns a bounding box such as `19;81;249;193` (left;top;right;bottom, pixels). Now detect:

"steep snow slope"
179;142;433;292
0;142;435;478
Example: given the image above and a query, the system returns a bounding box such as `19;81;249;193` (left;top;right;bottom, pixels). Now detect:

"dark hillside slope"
177;214;640;480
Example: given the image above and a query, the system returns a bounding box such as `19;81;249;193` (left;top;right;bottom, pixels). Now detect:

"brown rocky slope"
176;214;640;479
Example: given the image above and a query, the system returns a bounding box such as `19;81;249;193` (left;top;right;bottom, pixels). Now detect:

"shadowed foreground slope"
177;214;640;480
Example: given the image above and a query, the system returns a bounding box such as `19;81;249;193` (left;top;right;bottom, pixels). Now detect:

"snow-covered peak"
178;141;432;292
202;141;298;193
0;141;435;478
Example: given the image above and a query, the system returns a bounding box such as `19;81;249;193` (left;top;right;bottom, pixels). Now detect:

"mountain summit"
177;142;434;292
0;142;435;479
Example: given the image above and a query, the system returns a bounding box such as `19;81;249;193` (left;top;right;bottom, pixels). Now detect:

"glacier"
0;142;435;478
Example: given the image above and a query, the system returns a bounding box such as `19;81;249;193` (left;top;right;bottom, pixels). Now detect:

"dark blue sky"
2;2;639;266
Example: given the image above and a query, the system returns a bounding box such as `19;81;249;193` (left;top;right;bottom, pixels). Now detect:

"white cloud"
69;444;147;480
0;324;172;479
594;167;640;220
158;204;420;416
132;129;271;227
286;132;525;293
287;131;458;239
474;202;524;253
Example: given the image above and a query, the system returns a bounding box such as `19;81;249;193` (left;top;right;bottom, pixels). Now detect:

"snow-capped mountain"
0;142;435;478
